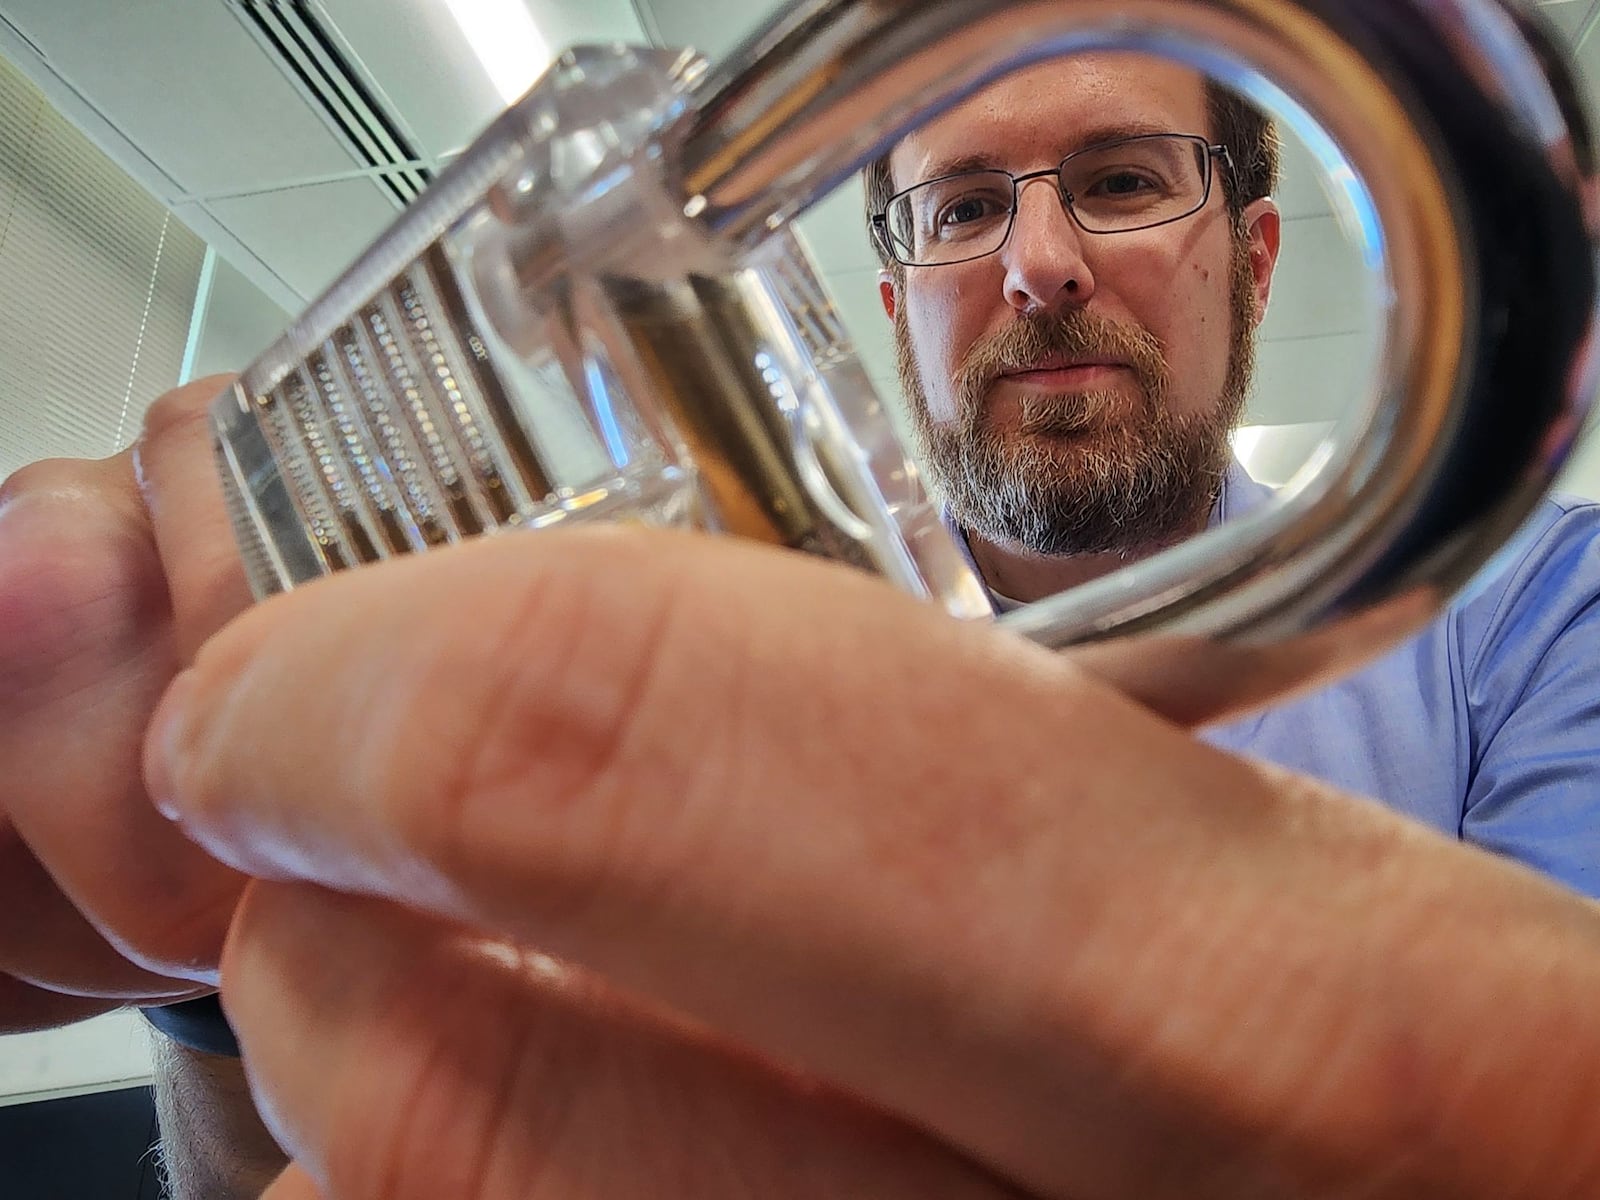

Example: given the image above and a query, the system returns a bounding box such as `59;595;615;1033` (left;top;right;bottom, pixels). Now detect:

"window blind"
0;51;205;479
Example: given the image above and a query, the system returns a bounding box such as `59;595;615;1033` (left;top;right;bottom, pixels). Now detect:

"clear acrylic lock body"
211;43;992;620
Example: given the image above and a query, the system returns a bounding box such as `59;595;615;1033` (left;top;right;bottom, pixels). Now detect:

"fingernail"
145;669;199;820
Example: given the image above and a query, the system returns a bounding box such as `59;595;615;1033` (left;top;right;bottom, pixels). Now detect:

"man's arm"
0;378;254;1032
150;1035;288;1200
0;381;272;1192
150;525;1600;1199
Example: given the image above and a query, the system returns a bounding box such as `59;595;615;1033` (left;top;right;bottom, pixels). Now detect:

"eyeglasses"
872;133;1232;268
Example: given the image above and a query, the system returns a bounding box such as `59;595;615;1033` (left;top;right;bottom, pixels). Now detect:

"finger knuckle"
399;536;715;926
0;471;165;699
1;456;102;509
140;377;234;448
106;899;230;981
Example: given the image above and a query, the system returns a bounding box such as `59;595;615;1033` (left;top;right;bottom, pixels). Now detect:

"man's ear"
878;271;898;322
1242;197;1282;324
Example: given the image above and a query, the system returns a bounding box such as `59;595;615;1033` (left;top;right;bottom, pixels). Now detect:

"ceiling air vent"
228;0;432;209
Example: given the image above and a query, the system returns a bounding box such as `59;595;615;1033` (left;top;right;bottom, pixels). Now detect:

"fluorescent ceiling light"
442;0;551;103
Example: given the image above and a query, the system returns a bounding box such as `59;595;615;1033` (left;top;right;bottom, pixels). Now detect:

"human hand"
0;377;254;1027
146;528;1600;1199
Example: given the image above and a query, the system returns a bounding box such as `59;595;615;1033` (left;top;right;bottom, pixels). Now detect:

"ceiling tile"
823;266;897;383
314;0;653;166
0;0;363;195
636;0;776;62
314;0;507;166
205;176;398;301
1250;329;1381;425
794;175;880;277
1275;130;1338;222
1260;213;1383;343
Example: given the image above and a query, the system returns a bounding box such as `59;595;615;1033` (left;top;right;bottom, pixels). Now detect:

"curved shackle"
672;0;1598;696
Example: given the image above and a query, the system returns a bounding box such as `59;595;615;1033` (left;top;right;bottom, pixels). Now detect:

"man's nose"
999;176;1097;313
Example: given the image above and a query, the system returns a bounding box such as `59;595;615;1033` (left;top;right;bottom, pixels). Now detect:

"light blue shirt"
958;465;1600;897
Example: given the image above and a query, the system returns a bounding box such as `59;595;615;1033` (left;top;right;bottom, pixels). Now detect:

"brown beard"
895;227;1258;558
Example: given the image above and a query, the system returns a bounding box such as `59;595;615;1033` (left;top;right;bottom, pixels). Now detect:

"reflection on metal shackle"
211;0;1597;714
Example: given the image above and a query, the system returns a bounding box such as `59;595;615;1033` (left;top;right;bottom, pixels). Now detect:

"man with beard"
867;52;1600;895
6;47;1600;1200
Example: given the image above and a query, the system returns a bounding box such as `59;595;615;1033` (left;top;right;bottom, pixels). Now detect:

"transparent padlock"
212;0;1597;713
212;44;992;619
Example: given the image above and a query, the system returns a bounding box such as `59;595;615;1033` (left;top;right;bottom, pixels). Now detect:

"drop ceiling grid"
2;0;1598;347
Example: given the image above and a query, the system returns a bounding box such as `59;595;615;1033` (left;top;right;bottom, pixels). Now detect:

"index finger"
0;421;249;988
148;528;1600;1200
133;374;256;660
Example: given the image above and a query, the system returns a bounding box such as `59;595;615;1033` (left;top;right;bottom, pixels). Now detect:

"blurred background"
2;0;1599;1190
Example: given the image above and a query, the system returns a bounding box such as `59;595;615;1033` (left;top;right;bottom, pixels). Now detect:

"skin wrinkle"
226;891;458;1200
1026;853;1301;1192
239;888;1020;1200
1237;812;1454;1175
367;949;533;1200
1260;833;1600;1198
70;813;233;980
722;579;1079;942
1191;938;1421;1197
0;814;162;995
570;555;1009;996
1015;770;1526;1196
92;850;239;980
500;964;659;1200
10;686;239;982
317;936;433;1200
173;644;307;878
381;536;707;935
0;504;172;709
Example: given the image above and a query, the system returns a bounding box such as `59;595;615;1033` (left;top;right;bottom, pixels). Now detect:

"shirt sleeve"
141;994;241;1057
1459;496;1600;898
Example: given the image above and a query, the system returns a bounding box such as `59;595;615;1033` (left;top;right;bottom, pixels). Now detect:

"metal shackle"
210;0;1596;715
672;0;1597;669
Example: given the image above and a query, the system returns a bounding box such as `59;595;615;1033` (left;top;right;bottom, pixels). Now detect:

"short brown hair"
863;76;1280;268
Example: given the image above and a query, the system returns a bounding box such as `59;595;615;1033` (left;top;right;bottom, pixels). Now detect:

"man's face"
883;54;1279;558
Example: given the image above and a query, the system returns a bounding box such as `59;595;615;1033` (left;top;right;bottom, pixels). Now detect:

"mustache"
954;309;1170;425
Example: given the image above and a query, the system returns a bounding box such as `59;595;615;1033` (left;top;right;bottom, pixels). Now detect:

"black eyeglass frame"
870;133;1236;268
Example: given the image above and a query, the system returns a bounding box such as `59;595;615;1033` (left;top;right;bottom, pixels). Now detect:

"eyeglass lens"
884;135;1210;266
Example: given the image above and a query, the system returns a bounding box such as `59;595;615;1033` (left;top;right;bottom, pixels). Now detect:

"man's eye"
937;195;1006;228
1088;171;1159;198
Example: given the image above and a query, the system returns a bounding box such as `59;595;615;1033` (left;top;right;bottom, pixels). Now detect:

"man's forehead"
889;53;1209;187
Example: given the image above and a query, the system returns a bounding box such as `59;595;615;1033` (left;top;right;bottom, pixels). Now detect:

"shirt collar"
1209;458;1274;528
948;457;1270;610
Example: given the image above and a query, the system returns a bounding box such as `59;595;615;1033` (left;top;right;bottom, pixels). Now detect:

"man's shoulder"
1449;490;1600;671
1209;488;1600;852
